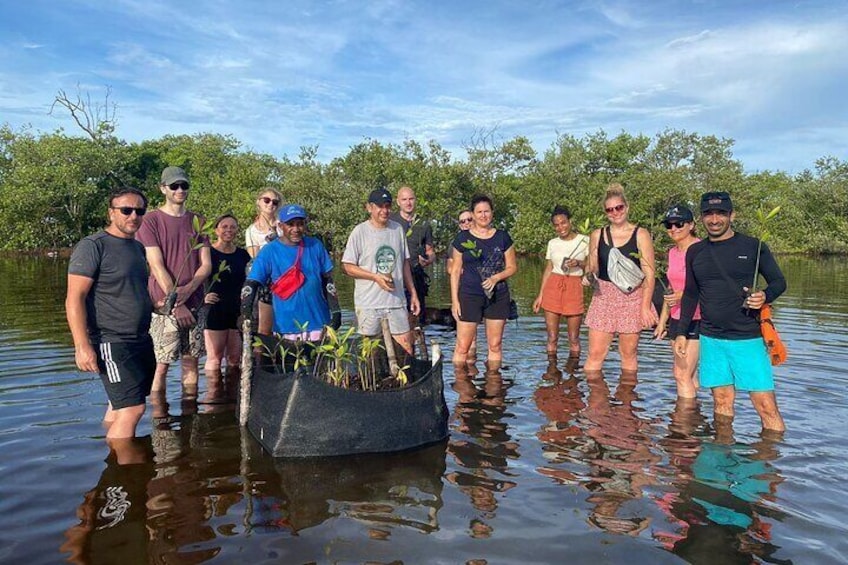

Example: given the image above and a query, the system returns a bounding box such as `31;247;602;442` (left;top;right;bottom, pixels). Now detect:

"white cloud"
0;0;845;172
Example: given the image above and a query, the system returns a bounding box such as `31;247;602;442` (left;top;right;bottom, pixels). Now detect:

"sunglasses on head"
604;203;626;214
260;196;280;206
168;182;189;191
111;206;146;216
663;221;687;229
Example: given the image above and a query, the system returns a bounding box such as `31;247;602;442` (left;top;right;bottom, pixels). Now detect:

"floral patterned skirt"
585;279;648;334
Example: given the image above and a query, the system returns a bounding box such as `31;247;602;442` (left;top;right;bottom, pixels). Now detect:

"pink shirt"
667;242;701;320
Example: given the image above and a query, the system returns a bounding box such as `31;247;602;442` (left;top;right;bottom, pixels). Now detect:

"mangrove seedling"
751;206;781;292
313;325;356;388
162;215;214;314
356;335;384;391
195;259;230;330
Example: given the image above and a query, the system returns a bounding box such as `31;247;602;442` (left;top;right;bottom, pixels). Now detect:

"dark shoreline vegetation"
2;122;846;254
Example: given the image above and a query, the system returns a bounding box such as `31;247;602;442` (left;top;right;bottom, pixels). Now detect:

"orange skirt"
540;273;584;316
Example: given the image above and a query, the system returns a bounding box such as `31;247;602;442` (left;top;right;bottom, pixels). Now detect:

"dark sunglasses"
168;182;189;191
459;217;473;224
604;203;626;214
663;221;687;229
111;206;146;216
260;196;280;206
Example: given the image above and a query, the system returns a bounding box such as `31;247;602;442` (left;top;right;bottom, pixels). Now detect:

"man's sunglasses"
111;206;146;216
604;203;626;214
663;221;687;229
168;182;189;191
260;197;280;206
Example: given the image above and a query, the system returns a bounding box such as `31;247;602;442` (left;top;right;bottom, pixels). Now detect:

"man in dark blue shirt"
389;186;434;325
675;192;786;432
66;187;155;440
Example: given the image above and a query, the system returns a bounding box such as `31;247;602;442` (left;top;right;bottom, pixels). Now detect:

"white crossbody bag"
605;227;645;294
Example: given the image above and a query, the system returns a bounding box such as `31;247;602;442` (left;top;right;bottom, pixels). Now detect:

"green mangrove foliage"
1;121;846;254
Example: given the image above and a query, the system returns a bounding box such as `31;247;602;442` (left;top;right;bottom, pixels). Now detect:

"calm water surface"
0;255;846;564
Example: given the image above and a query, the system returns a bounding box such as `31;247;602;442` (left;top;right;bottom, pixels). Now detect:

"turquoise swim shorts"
699;335;775;391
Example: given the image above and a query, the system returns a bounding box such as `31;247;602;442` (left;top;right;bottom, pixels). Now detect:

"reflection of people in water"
534;360;586;482
447;362;518;538
652;413;789;563
61;438;155;564
582;371;659;535
245;441;446;534
146;410;241;562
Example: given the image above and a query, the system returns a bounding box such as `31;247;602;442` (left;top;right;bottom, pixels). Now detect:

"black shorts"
96;339;155;409
668;318;700;340
459;290;511;323
206;304;239;331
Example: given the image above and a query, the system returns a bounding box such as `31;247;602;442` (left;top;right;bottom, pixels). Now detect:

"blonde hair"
254;187;284;219
603;182;628;207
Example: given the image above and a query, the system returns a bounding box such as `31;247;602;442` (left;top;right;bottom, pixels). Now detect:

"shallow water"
0;255;846;564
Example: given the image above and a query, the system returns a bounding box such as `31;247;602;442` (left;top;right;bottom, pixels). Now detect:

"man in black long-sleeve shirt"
675;192;786;431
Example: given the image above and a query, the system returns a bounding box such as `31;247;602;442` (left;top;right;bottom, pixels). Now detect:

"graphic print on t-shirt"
478;246;506;279
375;245;397;275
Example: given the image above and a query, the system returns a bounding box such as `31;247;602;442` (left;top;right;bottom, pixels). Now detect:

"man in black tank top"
675;192;786;432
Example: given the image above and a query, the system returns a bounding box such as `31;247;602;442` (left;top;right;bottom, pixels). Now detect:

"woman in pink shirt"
654;205;701;398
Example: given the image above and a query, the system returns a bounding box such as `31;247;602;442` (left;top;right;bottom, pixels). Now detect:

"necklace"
258;215;275;233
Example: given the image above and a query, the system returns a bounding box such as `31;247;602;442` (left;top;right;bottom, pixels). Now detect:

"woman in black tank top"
597;225;640;282
582;184;658;373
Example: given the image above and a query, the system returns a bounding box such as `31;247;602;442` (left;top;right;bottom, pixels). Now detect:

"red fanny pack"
270;243;305;300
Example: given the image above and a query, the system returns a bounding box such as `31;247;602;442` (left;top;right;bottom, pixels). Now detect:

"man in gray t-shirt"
66;188;155;442
342;188;420;353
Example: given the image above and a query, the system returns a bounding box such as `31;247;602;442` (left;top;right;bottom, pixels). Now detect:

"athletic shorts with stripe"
96;339;156;409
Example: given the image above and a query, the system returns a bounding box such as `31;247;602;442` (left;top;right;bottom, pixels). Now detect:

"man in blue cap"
246;204;336;341
675;191;787;432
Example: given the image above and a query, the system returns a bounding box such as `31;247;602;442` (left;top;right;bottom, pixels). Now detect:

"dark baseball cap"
664;204;694;224
368;188;392;205
700;191;733;213
161;166;189;186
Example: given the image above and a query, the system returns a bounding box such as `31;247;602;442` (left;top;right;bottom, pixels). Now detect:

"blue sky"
1;0;846;173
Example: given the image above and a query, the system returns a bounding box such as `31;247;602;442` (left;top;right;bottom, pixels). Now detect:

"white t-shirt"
245;223;275;252
545;234;589;276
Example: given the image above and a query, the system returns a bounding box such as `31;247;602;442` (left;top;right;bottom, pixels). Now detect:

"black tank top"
598;226;641;282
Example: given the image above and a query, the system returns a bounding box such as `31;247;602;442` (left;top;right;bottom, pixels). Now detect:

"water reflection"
581;371;660;536
246;441;446;535
61;438;156;564
643;399;791;563
658;422;789;563
448;362;519;538
62;406;447;562
534;360;586;484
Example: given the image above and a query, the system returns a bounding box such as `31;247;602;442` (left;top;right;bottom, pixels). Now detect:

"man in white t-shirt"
342;188;420;353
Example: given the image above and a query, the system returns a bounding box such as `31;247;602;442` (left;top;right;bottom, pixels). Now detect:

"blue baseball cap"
279;204;307;223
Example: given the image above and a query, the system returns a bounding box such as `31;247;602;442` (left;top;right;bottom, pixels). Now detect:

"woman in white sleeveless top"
245;187;283;335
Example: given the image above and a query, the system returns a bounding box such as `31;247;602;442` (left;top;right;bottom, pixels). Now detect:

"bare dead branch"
50;84;117;142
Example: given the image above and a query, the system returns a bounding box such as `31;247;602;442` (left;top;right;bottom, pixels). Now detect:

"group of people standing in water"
66;169;787;447
450;182;786;433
